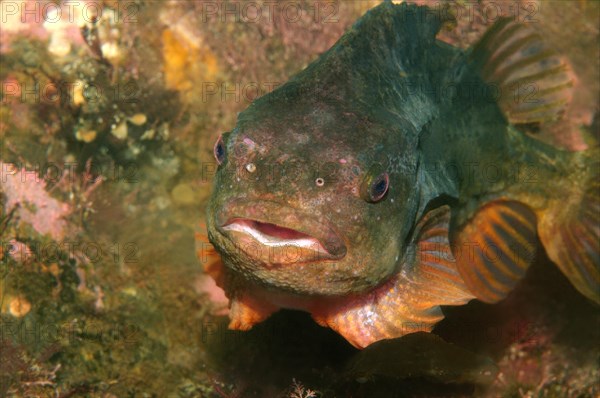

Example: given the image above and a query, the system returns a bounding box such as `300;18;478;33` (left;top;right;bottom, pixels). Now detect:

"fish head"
206;87;420;297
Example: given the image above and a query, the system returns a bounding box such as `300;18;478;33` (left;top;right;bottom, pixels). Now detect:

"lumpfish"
202;2;599;349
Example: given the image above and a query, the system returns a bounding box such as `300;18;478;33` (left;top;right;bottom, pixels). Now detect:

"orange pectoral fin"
311;279;445;349
452;200;538;303
312;205;475;349
228;295;278;331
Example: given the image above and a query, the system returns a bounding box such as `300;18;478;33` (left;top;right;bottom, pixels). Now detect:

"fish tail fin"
469;17;575;130
537;150;600;304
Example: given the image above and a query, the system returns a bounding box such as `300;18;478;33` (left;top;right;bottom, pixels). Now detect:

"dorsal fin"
354;2;449;51
469;18;575;125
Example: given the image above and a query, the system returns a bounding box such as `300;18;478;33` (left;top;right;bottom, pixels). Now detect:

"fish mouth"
216;201;346;265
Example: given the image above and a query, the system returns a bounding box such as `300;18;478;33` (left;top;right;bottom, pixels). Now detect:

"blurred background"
0;1;598;396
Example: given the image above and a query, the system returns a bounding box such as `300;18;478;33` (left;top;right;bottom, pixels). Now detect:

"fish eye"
213;134;226;165
361;171;389;203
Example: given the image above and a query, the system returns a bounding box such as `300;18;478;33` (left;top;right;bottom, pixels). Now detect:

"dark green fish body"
203;2;599;348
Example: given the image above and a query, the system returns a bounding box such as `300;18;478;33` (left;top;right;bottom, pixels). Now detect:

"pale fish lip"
221;218;345;264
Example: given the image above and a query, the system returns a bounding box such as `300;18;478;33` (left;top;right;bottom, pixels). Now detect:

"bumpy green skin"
206;3;571;299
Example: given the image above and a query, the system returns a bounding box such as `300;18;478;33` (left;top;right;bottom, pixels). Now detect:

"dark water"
0;1;598;397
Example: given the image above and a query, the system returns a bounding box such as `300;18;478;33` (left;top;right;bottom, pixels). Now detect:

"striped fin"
411;205;476;305
470;18;574;125
311;206;474;349
452;201;538;303
311;276;447;349
537;155;600;303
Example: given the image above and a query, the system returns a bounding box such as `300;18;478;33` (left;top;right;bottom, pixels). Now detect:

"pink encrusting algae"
1;162;73;240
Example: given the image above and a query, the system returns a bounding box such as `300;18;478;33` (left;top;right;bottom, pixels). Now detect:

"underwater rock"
171;183;196;206
345;332;498;385
159;5;218;97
